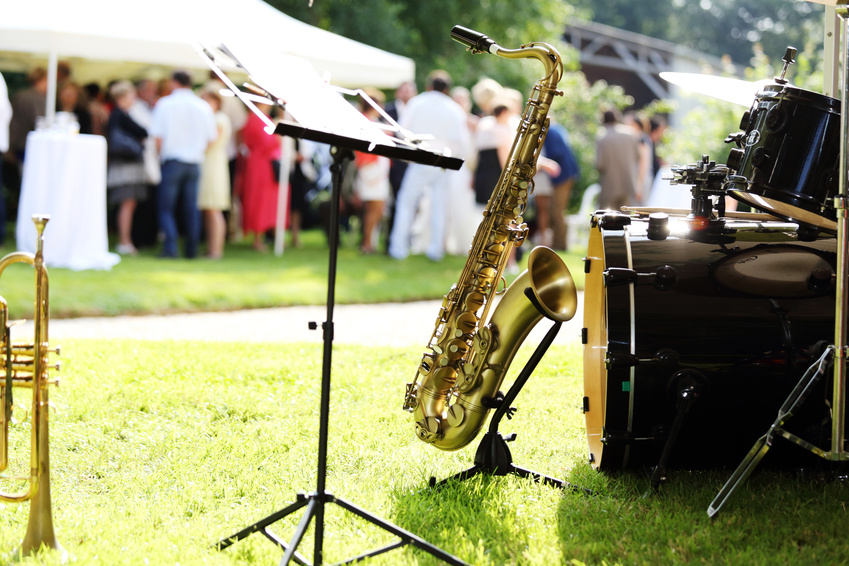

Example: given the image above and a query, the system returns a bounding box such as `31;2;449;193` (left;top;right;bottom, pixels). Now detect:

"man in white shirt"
150;70;217;258
0;72;12;246
388;70;471;262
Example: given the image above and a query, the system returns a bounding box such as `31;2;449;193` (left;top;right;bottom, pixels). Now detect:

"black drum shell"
727;84;840;231
583;216;840;471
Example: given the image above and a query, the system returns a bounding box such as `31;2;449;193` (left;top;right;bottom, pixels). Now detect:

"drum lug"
647;213;670;241
601;430;654;446
598;212;631;230
606;352;639;368
726;148;744;171
606;348;680;369
604;265;677;290
604;267;637;286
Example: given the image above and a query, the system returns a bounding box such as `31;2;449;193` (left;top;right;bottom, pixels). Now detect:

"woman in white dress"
198;90;231;259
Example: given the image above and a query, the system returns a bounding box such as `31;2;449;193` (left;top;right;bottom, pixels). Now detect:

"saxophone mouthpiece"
450;26;497;54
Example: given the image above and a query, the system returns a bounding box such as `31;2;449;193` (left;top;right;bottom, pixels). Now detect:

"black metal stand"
431;296;590;494
649;376;702;491
215;147;466;566
707;6;849;516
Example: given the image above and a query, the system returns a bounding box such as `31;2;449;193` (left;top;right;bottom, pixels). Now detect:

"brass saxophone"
402;27;577;450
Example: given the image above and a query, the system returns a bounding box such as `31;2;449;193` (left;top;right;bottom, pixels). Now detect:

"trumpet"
0;215;63;558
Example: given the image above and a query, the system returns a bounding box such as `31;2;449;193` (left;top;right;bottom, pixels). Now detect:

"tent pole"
46;50;57;127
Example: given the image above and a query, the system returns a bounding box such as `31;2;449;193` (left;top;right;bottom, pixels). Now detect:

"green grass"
0;229;588;320
1;339;847;565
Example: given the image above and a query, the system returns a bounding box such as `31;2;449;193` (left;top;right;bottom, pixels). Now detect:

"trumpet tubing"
403;28;577;451
0;215;63;558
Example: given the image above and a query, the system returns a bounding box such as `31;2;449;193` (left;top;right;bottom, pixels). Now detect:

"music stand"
707;2;849;516
199;46;467;565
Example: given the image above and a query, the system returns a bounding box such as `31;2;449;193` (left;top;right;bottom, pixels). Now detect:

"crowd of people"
0;62;665;263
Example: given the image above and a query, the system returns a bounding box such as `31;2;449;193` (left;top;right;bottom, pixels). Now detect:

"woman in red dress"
237;104;281;251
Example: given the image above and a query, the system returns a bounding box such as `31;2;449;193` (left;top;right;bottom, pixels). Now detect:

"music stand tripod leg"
216;146;467;566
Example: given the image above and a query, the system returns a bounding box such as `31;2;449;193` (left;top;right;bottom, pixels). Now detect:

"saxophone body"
402;27;577;451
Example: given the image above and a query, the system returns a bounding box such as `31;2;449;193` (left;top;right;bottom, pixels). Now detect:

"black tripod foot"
429;431;592;494
216;491;468;566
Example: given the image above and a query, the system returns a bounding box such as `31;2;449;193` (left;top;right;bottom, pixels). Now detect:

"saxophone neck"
493;43;563;87
450;27;563;87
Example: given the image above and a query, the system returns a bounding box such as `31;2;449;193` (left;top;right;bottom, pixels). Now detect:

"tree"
568;0;826;69
265;0;586;91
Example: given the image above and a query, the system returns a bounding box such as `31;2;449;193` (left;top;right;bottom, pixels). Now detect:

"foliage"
266;0;581;92
549;74;634;207
569;0;826;69
1;338;848;565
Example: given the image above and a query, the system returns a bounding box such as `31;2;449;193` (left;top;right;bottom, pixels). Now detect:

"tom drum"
726;84;841;233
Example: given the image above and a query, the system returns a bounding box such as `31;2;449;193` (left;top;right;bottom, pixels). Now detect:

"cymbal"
659;72;773;106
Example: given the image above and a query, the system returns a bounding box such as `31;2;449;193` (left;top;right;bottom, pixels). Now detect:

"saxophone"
402;27;577;450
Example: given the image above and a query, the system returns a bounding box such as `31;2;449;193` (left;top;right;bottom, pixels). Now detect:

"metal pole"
825;5;841;98
832;3;849;459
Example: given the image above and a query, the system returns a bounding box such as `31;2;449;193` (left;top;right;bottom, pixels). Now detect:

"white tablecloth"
16;131;120;270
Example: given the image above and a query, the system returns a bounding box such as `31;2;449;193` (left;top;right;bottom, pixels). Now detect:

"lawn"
1;227;847;565
0;229;588;319
1;339;847;565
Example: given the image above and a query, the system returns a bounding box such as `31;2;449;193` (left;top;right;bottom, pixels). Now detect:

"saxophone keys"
456;365;481;393
447;403;466;427
454;312;478;335
445;339;469;360
416;417;443;442
464;291;485;312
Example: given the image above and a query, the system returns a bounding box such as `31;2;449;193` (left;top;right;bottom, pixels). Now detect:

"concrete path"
34;293;586;347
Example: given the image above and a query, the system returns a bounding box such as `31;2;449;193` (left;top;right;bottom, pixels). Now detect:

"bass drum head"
582;218;608;469
710;244;834;297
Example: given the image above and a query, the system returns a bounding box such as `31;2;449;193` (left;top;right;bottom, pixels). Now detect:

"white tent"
0;0;415;90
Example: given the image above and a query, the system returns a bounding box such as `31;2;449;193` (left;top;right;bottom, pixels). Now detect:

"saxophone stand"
431;290;590;494
215;126;466;565
707;2;849;517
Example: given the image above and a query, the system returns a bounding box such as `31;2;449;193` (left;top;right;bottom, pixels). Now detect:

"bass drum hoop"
583;218;614;470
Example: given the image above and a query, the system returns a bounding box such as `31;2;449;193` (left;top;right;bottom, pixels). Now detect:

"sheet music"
200;40;398;148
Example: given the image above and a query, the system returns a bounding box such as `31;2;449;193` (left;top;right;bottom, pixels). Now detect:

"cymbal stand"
707;3;849;517
215;147;466;566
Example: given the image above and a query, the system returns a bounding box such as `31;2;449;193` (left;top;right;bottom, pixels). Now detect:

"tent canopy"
0;0;414;89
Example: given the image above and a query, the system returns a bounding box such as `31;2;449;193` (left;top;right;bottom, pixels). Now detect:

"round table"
16;131;120;270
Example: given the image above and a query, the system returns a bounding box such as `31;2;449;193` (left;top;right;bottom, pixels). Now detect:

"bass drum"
583;213;838;471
